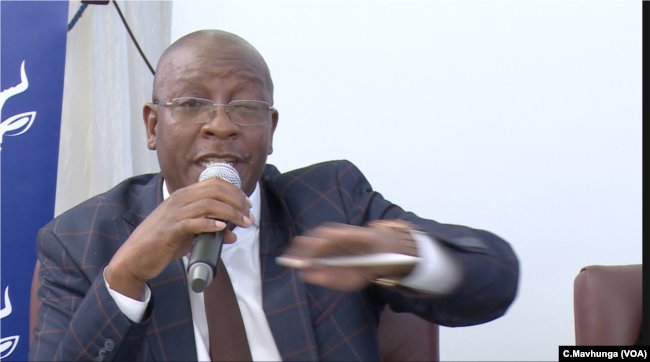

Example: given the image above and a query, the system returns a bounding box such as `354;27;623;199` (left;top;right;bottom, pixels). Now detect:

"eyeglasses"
153;97;274;125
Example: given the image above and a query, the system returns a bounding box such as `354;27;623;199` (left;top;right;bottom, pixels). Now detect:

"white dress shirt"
105;180;461;361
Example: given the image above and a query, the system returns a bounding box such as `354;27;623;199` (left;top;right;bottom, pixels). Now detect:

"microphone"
187;162;241;293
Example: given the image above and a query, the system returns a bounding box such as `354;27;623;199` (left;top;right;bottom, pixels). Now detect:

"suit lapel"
118;174;197;362
258;173;319;361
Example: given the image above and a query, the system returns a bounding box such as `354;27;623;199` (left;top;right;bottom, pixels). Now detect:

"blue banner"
1;1;68;360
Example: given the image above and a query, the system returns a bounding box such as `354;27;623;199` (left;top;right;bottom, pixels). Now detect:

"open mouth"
198;157;238;168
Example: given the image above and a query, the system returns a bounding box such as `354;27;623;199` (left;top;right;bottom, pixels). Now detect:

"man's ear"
143;103;157;150
268;109;279;155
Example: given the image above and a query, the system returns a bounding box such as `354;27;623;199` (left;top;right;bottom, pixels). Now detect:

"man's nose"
200;105;240;138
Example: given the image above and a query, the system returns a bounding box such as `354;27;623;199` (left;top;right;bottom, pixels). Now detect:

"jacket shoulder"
43;173;159;232
261;160;372;233
263;159;357;182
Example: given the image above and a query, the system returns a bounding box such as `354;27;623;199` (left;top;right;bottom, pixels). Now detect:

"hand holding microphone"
105;162;252;300
187;162;241;292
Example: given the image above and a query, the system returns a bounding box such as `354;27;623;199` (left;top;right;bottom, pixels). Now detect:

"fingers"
168;177;254;229
173;177;252;218
176;217;230;236
174;217;241;248
278;222;408;290
178;198;253;229
290;223;380;259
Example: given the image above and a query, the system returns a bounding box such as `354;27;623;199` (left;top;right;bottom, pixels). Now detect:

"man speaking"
29;30;519;361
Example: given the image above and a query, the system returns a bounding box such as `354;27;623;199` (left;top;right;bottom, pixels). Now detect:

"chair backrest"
30;261;439;360
378;306;439;361
30;261;42;347
573;264;642;345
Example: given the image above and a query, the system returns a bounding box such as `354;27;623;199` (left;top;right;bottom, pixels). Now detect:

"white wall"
171;1;642;360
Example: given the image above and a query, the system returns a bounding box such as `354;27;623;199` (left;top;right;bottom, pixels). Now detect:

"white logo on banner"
0;60;36;150
1;286;20;358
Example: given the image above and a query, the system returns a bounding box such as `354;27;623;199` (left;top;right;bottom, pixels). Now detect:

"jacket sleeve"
334;160;520;327
29;227;152;361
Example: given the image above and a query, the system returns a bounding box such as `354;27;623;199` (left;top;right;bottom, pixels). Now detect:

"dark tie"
204;260;253;361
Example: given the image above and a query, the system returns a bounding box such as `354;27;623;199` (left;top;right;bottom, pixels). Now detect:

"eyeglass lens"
172;98;269;124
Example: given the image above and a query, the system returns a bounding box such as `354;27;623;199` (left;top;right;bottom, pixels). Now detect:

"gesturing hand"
279;222;418;291
105;177;254;300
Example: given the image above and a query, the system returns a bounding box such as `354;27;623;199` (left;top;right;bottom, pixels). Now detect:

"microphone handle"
187;231;224;292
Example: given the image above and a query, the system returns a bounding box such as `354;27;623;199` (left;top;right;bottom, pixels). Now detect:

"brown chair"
30;261;439;360
573;264;642;345
378;307;439;361
29;261;42;347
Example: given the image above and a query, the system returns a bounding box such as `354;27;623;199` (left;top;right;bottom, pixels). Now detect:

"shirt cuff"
104;267;151;322
398;231;462;294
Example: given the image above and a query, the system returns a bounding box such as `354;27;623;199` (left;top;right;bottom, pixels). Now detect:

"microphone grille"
199;163;241;189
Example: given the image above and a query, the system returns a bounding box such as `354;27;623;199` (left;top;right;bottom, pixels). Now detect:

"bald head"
153;30;274;103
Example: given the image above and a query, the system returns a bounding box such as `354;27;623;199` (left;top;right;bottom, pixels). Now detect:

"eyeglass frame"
152;97;275;125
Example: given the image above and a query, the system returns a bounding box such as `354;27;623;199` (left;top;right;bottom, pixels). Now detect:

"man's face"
144;38;278;196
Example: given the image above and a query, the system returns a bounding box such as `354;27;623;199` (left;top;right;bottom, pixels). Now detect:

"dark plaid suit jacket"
29;160;518;361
